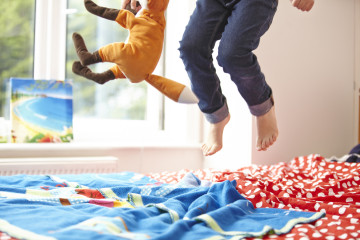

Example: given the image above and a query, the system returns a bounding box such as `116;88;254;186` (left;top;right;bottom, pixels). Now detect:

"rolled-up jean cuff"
204;102;229;124
249;95;274;116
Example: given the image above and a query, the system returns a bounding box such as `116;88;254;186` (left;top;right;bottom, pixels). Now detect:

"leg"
179;0;232;156
73;32;130;68
97;42;129;66
73;33;102;66
84;0;120;21
72;61;116;85
217;0;278;151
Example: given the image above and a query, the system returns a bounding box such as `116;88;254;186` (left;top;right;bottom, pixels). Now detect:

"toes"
207;146;216;156
257;138;267;151
202;144;209;156
261;139;268;151
257;133;279;151
272;134;277;142
202;144;222;156
268;134;277;147
257;138;269;151
256;142;263;151
207;145;221;156
261;139;266;150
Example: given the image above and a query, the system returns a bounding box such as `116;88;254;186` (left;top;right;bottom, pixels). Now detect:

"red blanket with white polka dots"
148;154;360;240
0;154;359;240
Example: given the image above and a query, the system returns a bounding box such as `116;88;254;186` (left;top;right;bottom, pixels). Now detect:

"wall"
251;0;358;164
356;0;360;143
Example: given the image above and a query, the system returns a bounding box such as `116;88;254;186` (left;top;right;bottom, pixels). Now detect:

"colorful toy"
72;0;198;104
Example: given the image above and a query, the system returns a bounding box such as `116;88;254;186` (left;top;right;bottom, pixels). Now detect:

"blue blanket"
0;172;324;240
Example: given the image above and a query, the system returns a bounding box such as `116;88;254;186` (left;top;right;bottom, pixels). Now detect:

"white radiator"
0;156;119;176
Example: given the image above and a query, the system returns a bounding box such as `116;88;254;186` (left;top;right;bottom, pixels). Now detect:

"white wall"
356;0;360;144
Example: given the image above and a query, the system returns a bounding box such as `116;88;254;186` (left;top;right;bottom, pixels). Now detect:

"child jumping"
178;0;314;155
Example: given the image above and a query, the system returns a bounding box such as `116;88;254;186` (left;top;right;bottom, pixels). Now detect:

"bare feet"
202;114;230;156
256;106;278;151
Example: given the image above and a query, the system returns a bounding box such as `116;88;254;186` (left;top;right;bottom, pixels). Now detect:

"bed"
0;151;359;240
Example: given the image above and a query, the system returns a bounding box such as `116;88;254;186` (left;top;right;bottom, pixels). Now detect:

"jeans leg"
217;0;278;116
179;0;231;123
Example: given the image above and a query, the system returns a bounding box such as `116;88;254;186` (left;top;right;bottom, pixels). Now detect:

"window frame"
32;0;201;144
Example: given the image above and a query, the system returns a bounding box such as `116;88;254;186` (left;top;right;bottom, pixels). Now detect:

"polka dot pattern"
148;154;360;240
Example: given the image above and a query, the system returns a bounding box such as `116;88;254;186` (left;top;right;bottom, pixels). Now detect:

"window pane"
0;0;35;118
66;0;147;120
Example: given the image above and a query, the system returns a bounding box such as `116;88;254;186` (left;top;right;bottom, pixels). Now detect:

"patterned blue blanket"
0;172;324;240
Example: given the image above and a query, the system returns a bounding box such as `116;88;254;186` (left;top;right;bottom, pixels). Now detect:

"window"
0;0;35;119
66;0;148;120
0;0;200;144
64;0;164;142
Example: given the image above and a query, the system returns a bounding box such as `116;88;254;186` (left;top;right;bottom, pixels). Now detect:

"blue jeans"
179;0;278;123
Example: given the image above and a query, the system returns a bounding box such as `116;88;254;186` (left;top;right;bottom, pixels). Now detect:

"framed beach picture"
10;78;73;143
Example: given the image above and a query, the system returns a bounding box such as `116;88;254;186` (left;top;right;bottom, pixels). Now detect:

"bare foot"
256;106;278;151
202;114;230;156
